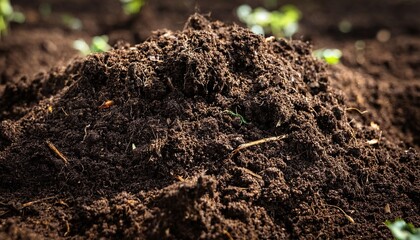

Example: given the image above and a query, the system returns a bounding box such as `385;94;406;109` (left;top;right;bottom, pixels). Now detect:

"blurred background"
1;0;419;81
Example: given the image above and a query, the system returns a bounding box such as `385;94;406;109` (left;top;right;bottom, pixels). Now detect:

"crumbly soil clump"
0;15;418;239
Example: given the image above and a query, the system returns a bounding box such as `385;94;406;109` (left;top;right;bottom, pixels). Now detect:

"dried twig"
21;196;57;209
175;175;185;182
326;204;355;224
0;196;57;216
223;230;234;240
98;100;114;109
237;167;263;180
46;140;68;165
345;107;368;115
57;199;69;208
61;107;68;116
64;220;70;237
228;135;287;158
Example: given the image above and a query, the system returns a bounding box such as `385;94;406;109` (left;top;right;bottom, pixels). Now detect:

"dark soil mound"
0;29;80;121
332;36;420;148
0;14;418;239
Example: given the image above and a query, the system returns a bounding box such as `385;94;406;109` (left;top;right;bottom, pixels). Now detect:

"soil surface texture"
1;0;419;239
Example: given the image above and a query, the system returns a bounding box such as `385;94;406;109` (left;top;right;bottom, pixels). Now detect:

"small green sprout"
73;35;111;55
0;0;25;37
61;14;82;30
385;219;420;240
313;48;342;65
224;110;249;125
120;0;145;15
236;4;301;38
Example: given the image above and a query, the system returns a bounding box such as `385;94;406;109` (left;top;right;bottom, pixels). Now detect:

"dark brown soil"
0;0;419;239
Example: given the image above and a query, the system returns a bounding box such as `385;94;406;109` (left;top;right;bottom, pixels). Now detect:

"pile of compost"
0;14;418;239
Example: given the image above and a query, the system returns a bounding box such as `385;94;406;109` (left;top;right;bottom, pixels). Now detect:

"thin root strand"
326;204;355;224
228;135;287;159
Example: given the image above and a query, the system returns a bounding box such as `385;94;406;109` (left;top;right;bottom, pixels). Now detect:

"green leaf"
91;35;111;53
236;4;252;21
72;39;91;55
313;48;342;65
0;0;25;37
61;14;82;30
10;11;25;23
73;35;111;55
236;4;301;37
0;0;13;17
121;0;145;15
0;16;7;36
385;219;420;240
